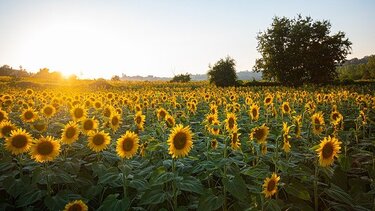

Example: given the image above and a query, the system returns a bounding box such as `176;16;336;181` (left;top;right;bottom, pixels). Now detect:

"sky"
0;0;374;79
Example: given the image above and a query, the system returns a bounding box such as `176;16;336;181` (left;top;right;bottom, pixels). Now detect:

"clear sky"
0;0;374;79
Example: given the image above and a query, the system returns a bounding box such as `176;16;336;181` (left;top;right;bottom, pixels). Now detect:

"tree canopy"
254;15;352;85
171;73;191;83
207;56;237;87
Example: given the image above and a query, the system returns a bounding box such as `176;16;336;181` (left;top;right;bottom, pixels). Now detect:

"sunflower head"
330;111;343;125
165;114;175;128
109;113;122;131
210;120;221;135
30;136;60;163
63;200;88;211
316;136;342;167
134;111;146;131
61;121;80;144
264;94;273;106
211;139;218;150
41;104;56;118
167;124;193;158
249;104;260;121
0;120;16;138
87;131;111;152
21;108;38;123
225;112;237;132
0;109;8;122
81;118;98;134
205;113;218;125
293;115;302;138
230;128;241;150
262;173;280;198
5;128;33;155
250;124;269;144
116;131;140;159
70;105;87;122
311;112;325;135
281;102;291;114
157;108;168;120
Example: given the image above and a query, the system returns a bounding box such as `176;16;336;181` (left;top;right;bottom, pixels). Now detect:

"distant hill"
343;56;372;66
120;71;262;81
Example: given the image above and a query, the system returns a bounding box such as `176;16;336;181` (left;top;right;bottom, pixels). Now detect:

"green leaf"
285;182;310;201
129;178;150;191
241;164;269;179
197;190;224;211
140;189;168;205
16;188;45;208
223;175;248;201
177;176;204;194
324;184;354;207
150;172;174;186
98;168;121;186
264;199;281;211
2;176;25;198
97;194;130;211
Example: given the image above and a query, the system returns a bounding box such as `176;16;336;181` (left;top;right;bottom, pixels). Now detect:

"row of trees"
208;15;354;87
337;55;375;80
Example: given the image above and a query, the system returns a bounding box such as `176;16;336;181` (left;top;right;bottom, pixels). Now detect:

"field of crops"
0;83;374;211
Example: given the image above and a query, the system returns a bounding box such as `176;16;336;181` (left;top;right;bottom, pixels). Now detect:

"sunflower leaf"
97;194;130;211
176;176;204;194
285;182;311;201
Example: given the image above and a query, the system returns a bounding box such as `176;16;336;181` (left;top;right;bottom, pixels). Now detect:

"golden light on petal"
167;124;193;158
316;136;342;167
116;131;139;159
30;136;60;163
61;121;80;144
87;130;111;152
250;124;269;144
262;173;280;198
5;128;33;155
63;200;88;211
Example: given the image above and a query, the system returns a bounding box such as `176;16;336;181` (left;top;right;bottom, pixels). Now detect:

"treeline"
0;65;76;81
337;55;375;80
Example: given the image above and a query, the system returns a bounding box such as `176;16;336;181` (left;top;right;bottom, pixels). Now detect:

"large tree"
254;15;352;85
208;56;237;87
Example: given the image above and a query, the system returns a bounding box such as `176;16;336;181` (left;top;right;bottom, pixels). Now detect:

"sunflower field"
0;82;374;211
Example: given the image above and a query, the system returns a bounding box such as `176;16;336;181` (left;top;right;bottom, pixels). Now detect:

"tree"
254;15;352;85
208;56;237;87
111;75;121;81
171;73;191;82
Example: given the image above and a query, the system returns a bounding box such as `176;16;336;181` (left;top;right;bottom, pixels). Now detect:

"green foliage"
337;55;375;80
254;15;352;85
207;56;237;87
111;75;121;81
171;73;191;82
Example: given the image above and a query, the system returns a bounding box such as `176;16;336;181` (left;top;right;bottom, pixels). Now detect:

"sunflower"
157;108;168;120
165;114;175;128
311;112;325;135
316;136;342;167
359;110;367;125
210;104;218;115
94;101;102;110
139;142;147;157
41;104;56;118
249;104;260;121
32;120;47;132
211;139;218;150
102;105;114;118
205;113;218;125
134;111;146;131
262;173;280;198
230;128;241;150
61;121;80;144
250;124;269;144
330;111;343;124
116;131;140;159
167;124;193;158
63;200;88;211
264;94;273;107
281;102;291;114
282;122;292;153
293;115;302;138
225;112;237;132
21;108;38;123
0;108;8;122
210;120;221;135
0;120;16;138
70;105;87;122
109;113;122;131
87;130;111;152
25;88;34;95
30;136;60;163
5;129;33;155
81;118;98;134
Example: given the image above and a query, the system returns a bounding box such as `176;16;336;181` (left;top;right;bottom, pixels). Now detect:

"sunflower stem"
314;161;319;211
172;158;177;210
122;159;127;198
223;137;228;211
